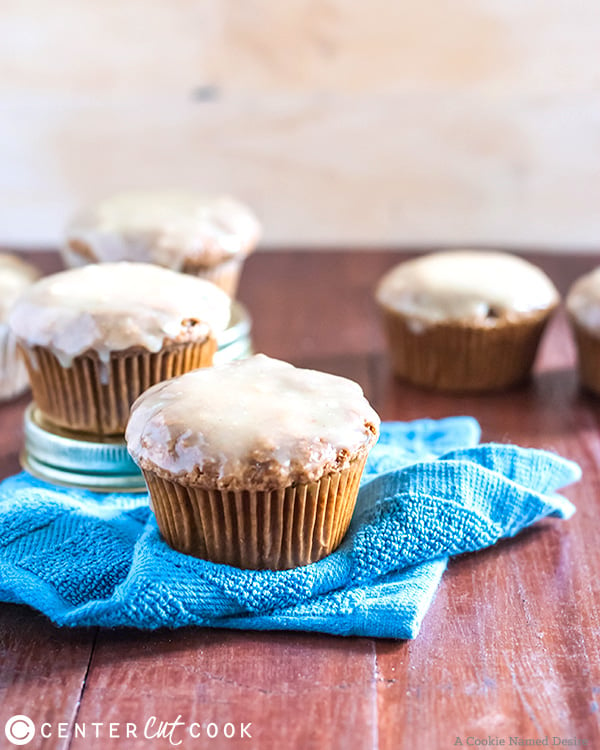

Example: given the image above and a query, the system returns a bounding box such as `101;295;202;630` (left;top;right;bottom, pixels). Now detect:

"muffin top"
376;250;559;325
126;354;380;490
566;267;600;331
0;254;40;322
65;190;261;270
9;262;231;366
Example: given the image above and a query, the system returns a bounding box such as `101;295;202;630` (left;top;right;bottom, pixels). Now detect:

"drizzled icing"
126;354;380;490
9;262;231;367
376;250;559;326
567;267;600;331
65;191;261;270
0;254;40;321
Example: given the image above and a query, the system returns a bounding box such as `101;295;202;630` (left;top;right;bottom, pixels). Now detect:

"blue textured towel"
0;418;580;639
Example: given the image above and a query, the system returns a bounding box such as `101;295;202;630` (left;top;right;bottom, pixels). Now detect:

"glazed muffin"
9;262;230;435
0;254;40;401
375;250;559;392
126;354;380;570
62;190;261;297
566;267;600;395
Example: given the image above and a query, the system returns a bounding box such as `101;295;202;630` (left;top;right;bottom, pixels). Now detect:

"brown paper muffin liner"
182;257;244;298
0;323;30;402
20;337;217;436
570;320;600;396
143;455;368;570
378;306;554;393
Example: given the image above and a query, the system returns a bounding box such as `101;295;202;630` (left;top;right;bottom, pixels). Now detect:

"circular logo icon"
4;716;35;746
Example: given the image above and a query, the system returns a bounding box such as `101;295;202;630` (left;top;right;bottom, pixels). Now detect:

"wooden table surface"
1;250;599;750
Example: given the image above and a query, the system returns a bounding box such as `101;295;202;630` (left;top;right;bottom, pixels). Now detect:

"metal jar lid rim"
22;405;147;493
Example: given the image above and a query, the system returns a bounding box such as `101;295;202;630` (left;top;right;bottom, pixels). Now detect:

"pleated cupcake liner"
0;323;30;402
20;338;217;436
378;306;554;393
143;455;368;570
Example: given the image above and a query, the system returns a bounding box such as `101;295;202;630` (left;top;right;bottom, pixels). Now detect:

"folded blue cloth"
0;418;580;639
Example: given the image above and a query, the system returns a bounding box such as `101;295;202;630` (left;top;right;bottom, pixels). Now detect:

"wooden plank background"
1;1;600;249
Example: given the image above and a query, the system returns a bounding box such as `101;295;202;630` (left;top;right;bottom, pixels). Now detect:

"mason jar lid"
21;404;147;492
218;300;252;353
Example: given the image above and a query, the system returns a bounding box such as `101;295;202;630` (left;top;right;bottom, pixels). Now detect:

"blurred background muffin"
0;254;40;402
9;262;231;435
375;250;559;392
62;191;261;297
566;267;600;396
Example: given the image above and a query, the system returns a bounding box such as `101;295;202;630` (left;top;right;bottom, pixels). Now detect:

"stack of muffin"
3;194;600;571
1;191;382;571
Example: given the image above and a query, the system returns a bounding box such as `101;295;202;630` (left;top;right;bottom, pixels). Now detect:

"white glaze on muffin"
9;262;231;367
376;250;559;328
65;191;261;270
126;354;380;490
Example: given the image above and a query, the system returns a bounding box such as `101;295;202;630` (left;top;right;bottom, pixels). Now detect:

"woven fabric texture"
0;418;580;639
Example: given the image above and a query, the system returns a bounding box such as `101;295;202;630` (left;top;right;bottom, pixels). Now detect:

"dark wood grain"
0;606;95;750
1;249;599;750
373;312;600;749
72;630;376;750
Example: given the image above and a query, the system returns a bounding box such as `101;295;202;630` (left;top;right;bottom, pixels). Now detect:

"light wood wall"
1;0;599;249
